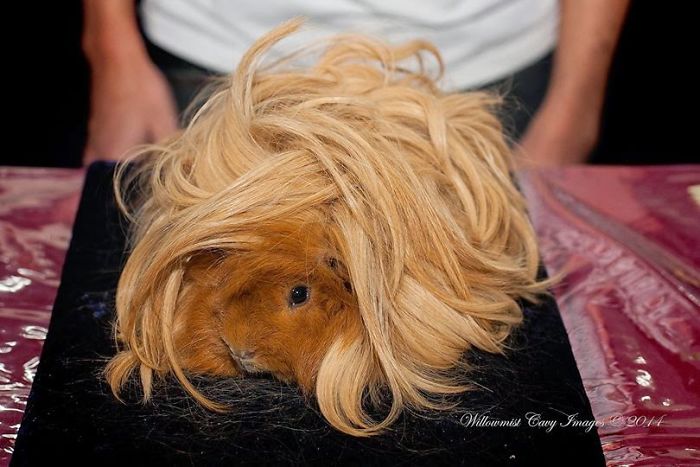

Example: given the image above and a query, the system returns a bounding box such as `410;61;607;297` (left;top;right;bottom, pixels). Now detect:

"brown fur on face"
173;221;360;393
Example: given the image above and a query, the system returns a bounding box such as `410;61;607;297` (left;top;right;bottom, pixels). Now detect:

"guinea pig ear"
183;249;229;287
325;255;353;294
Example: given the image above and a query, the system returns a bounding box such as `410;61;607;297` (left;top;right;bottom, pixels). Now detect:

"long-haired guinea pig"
106;19;549;437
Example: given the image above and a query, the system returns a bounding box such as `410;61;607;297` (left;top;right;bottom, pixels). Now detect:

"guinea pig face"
174;225;359;393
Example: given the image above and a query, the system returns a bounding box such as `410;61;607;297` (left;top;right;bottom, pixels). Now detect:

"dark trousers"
147;40;553;141
145;40;219;121
479;52;553;141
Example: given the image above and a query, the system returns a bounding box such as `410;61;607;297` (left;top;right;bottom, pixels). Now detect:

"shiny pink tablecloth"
1;165;698;465
0;167;84;463
522;166;700;465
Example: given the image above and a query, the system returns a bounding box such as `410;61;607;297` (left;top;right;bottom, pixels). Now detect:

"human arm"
82;0;178;164
516;0;630;166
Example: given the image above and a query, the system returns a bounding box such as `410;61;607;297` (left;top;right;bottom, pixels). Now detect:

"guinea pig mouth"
235;358;263;374
222;338;264;374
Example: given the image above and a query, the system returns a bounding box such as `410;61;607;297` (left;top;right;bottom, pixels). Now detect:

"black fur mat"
12;162;604;466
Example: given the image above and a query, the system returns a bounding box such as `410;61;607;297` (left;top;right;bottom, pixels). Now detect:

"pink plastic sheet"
0;165;698;465
0;168;83;463
521;165;700;465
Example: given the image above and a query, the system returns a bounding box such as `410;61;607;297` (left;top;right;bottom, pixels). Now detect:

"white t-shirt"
141;0;559;90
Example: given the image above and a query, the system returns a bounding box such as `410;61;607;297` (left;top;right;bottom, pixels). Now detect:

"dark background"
6;1;695;168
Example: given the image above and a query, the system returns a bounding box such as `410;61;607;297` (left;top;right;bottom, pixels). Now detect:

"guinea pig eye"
288;285;310;307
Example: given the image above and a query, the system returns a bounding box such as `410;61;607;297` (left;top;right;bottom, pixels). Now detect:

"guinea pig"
105;19;549;437
172;221;359;393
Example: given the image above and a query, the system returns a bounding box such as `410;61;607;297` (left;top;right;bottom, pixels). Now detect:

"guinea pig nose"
234;349;255;360
222;338;255;360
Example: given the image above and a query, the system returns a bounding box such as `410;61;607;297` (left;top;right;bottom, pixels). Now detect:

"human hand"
83;57;178;165
515;97;600;167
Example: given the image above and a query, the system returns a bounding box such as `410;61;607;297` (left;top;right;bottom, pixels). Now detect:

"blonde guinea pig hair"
106;18;549;437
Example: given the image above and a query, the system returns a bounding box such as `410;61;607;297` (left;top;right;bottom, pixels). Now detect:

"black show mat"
12;162;604;466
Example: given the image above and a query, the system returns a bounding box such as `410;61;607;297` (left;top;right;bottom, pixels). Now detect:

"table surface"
1;164;698;466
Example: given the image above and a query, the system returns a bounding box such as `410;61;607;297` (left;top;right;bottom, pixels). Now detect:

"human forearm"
517;0;630;166
82;0;149;66
81;0;177;163
546;0;630;117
